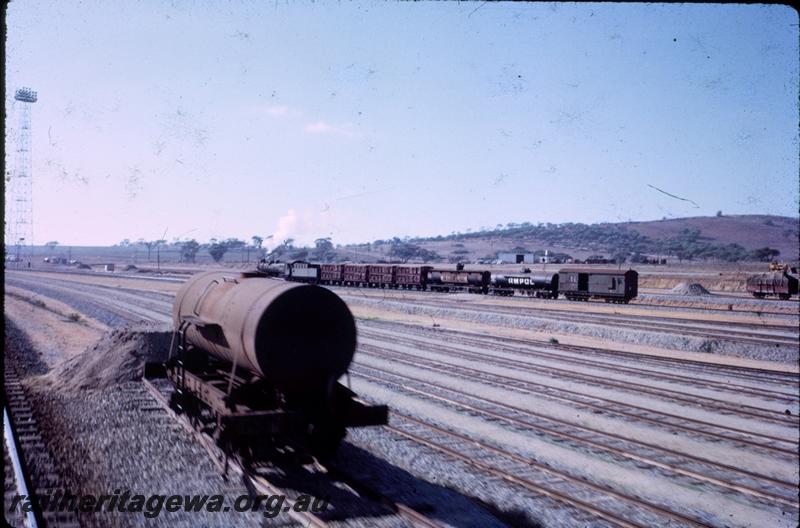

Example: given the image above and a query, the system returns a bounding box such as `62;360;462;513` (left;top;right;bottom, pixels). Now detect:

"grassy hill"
350;214;798;264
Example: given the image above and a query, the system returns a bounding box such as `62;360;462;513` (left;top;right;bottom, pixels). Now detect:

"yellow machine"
768;262;789;272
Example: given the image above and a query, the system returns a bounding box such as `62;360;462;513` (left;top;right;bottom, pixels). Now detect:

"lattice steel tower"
6;87;37;263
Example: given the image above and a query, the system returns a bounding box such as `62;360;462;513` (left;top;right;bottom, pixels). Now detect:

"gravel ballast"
343;296;797;363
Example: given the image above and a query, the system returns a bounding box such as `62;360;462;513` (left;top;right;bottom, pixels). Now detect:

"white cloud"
266;105;290;116
303;120;356;137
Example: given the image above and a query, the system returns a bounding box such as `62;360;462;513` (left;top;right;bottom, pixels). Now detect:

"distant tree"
45;241;59;249
180;239;200;263
752;247;780;262
290;248;309;261
312;237;336;262
153;239;168;264
143;241;156;260
716;210;723;217
208;241;229;262
389;242;441;263
224;238;247;261
248;236;266;260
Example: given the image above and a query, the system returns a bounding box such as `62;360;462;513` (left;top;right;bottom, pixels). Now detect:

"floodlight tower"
7;87;37;265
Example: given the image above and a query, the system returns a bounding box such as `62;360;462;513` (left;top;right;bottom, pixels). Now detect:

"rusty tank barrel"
173;271;356;391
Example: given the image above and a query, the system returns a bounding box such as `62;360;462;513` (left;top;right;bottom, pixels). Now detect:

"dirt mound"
670;282;711;296
123;264;138;271
33;325;172;393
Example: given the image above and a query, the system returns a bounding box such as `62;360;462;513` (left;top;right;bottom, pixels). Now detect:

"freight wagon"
558;268;638;303
367;265;396;288
343;264;369;286
320;263;344;285
746;272;798;300
395;265;432;290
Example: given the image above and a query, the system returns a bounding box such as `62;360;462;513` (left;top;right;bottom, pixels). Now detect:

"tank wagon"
154;271;387;460
558;268;638;303
427;269;491;294
490;273;559;298
746;271;798;300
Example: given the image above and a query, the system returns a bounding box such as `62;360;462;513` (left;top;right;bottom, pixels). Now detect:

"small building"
497;252;536;264
104;263;115;272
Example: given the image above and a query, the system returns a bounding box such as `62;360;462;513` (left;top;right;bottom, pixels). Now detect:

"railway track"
10;269;798;348
384;410;717;528
352;364;798;508
355;341;798;456
413;322;798;382
142;377;442;527
5;275;171;326
334;282;799;317
365;294;799;347
4;405;38;528
359;323;799;403
4;364;80;527
358;332;799;427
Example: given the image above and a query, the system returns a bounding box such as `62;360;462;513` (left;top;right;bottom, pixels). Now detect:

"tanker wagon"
149;271;387;460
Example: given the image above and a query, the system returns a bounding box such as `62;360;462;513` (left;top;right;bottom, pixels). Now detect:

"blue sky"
5;1;798;246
